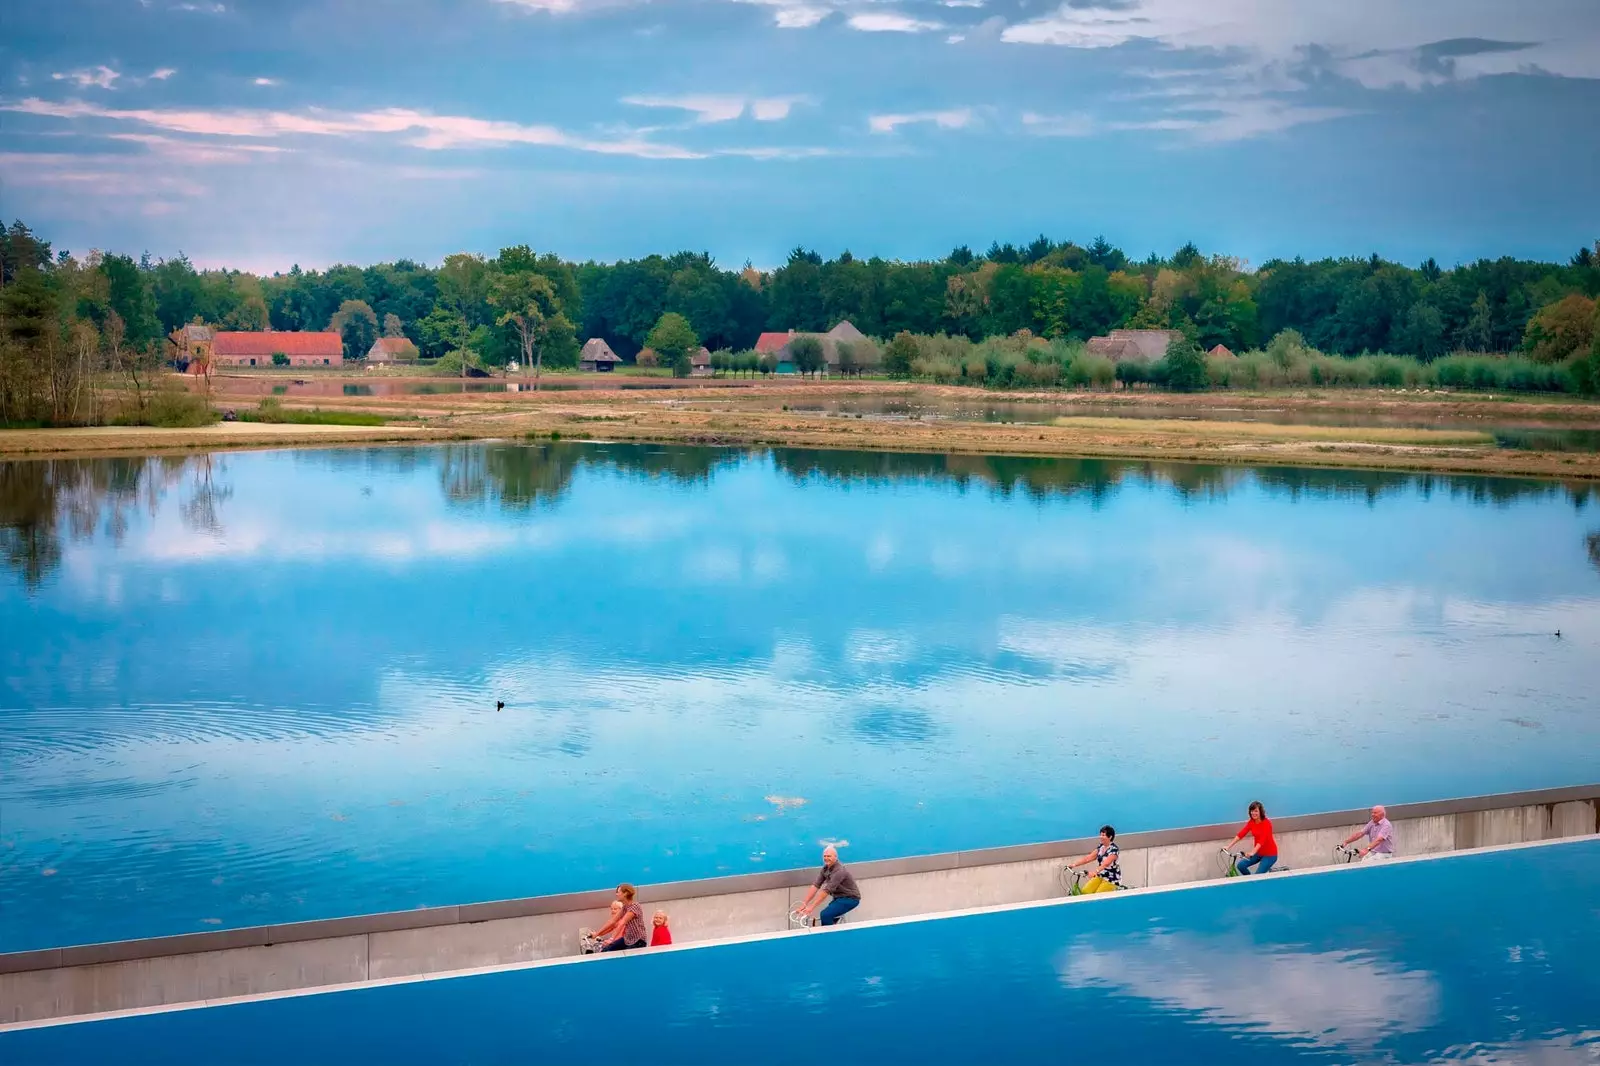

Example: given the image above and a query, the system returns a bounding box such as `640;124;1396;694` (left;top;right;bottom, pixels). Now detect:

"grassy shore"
3;376;1599;481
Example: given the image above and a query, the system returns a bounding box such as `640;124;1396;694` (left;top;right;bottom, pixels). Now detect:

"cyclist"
794;845;862;926
1066;825;1122;893
1227;800;1279;875
1339;804;1396;862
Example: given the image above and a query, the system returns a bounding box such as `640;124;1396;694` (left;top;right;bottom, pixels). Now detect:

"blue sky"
2;0;1597;272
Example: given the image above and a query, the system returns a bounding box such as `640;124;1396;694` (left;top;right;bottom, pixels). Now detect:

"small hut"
580;338;622;372
1207;344;1236;360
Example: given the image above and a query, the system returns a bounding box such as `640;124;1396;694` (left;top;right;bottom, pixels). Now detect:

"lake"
1;443;1598;951
4;840;1596;1064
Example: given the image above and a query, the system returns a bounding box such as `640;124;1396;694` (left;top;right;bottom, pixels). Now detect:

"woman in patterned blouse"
593;883;649;951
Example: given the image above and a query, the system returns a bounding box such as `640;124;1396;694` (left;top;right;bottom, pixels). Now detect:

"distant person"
1228;801;1279;875
795;845;861;926
593;883;648;951
1067;825;1122;893
1339;805;1396;862
650;910;672;947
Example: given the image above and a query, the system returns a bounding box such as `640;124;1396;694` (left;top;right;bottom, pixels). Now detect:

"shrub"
271;353;289;367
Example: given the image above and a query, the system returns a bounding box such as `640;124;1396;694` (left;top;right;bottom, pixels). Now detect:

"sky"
1;0;1598;273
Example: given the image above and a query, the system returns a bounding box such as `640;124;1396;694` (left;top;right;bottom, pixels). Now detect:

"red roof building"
213;331;343;367
754;331;795;354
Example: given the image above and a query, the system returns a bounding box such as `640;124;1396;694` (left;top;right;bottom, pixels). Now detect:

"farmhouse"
366;336;418;364
1085;329;1183;363
213;331;343;367
579;338;622;372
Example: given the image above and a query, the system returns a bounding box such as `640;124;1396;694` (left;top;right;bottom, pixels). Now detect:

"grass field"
1049;416;1495;447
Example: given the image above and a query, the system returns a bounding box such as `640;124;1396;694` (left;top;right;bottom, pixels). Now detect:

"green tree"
1460;291;1495;352
645;312;699;364
100;254;160;350
418;307;469;360
836;340;859;377
789;335;824;377
1160;336;1209;392
272;353;289;366
671;350;693;378
1521;293;1595;363
488;271;574;387
1396;303;1446;361
329;299;379;362
883;331;919;377
383;312;405;338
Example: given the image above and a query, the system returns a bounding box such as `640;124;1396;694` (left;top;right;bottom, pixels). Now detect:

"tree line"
4;217;1600;424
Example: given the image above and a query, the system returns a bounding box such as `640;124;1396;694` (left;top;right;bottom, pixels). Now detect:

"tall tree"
644;311;698;364
488;271;572;387
329;300;379;362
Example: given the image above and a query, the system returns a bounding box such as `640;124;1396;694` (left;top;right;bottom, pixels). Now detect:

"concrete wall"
4;790;1594;1028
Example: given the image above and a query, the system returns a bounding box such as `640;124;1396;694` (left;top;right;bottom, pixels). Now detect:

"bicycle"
578;930;606;954
1058;865;1127;895
1333;843;1361;864
1217;847;1241;877
789;908;816;929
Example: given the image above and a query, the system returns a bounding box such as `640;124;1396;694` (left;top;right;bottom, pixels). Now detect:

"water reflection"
4;444;1595;591
0;455;230;589
3;443;1599;950
1059;930;1440;1053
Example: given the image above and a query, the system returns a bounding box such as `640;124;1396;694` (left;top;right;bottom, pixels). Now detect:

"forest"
3;218;1600;424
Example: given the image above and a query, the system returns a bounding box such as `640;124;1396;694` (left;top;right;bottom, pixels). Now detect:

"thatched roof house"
580;338;622;371
367;336;419;363
1085;329;1183;363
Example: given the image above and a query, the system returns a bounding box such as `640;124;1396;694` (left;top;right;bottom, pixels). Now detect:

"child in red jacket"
650;910;672;946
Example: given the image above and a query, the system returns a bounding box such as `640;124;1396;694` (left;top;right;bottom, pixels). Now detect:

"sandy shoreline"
4;378;1599;481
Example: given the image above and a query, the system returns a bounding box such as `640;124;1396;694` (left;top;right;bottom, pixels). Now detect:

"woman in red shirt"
1229;800;1279;875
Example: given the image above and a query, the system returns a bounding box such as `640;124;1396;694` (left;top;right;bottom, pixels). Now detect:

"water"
2;444;1598;952
4;841;1597;1063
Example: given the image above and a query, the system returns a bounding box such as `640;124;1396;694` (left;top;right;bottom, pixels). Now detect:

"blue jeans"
601;938;645;951
819;897;859;926
1237;854;1277;876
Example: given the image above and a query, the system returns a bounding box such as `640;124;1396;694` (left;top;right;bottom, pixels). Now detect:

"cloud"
105;132;287;163
52;67;121;90
848;11;943;32
622;94;808;123
730;0;832;28
150;68;178;81
868;107;973;133
942;0;984;6
3;97;708;160
493;0;583;12
171;1;227;11
253;77;280;87
714;145;834;160
999;0;1600;81
1021;110;1097;136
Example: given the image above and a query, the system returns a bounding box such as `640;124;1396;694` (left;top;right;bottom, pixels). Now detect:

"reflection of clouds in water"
1430;1031;1600;1064
851;705;939;748
847;629;915;665
1057;929;1439;1054
994;620;1125;681
865;532;896;571
684;544;789;585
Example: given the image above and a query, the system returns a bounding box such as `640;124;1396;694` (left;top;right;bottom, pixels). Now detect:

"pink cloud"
4;98;706;159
